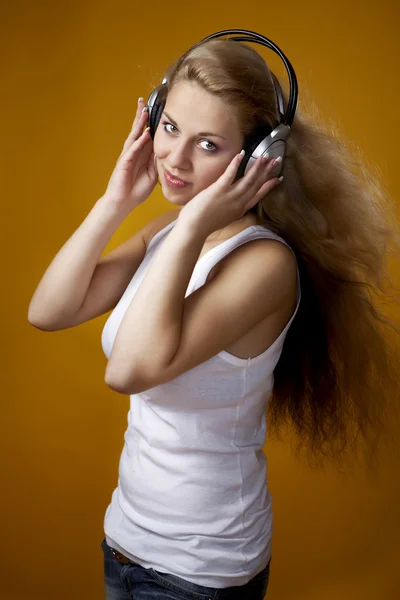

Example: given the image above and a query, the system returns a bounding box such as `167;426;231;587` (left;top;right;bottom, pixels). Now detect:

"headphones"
146;29;298;179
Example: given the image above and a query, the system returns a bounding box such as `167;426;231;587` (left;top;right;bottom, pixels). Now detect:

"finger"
218;151;247;187
129;102;148;135
235;155;270;194
122;106;149;152
248;157;274;195
237;156;279;205
122;108;149;151
120;126;152;164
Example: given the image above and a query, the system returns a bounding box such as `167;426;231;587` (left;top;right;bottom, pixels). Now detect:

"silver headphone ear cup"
244;124;291;177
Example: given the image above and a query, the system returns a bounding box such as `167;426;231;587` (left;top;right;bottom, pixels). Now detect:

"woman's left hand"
177;152;282;238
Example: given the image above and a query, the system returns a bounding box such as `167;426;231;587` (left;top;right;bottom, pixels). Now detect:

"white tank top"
101;217;301;588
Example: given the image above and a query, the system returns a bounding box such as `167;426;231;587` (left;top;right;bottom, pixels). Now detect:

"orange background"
2;1;399;598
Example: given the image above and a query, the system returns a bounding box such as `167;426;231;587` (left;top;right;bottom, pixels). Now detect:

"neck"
205;212;261;243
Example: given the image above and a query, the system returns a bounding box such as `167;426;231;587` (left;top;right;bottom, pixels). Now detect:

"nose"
167;139;192;171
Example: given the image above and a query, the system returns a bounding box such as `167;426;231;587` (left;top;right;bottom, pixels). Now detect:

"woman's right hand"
102;98;157;210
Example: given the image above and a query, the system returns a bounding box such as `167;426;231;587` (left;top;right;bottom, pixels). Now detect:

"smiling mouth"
163;168;190;187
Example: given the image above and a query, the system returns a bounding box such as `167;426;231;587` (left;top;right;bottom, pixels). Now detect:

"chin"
161;184;193;206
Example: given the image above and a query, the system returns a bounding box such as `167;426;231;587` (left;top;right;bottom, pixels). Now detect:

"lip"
163;168;190;188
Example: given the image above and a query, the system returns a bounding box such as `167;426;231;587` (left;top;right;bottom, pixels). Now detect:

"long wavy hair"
157;39;400;472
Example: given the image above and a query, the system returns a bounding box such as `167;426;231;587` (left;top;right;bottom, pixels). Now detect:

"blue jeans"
101;538;270;599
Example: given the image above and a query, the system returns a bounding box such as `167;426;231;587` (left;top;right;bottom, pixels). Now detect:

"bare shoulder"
216;237;298;360
247;237;297;300
143;209;181;248
222;236;297;288
216;236;298;317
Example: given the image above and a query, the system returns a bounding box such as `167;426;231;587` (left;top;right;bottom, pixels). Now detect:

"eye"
199;140;217;153
162;121;178;134
161;120;218;153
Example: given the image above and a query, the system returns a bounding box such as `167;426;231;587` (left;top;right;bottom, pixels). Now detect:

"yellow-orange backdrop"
2;1;399;598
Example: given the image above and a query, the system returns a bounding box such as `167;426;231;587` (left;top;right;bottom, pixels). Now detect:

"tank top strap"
146;217;178;253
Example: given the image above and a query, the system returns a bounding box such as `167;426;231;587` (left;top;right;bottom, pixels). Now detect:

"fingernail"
239;149;245;156
142;106;149;114
145;126;151;132
274;156;283;165
278;175;284;182
138;97;143;104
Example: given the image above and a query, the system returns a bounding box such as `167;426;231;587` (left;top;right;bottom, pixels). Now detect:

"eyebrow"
163;112;227;141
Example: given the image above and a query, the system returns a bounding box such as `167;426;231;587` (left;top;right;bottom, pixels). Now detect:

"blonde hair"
159;39;400;472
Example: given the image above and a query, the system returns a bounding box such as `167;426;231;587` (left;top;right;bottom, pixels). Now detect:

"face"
153;81;244;206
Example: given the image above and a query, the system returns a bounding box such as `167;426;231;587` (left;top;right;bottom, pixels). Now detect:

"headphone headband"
199;29;298;128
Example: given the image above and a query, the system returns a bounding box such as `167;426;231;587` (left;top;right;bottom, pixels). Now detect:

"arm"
28;196;134;330
105;219;297;394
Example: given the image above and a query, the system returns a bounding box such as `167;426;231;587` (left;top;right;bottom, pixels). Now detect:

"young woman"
28;34;400;600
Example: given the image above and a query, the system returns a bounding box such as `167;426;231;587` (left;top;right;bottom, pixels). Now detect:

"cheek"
198;162;229;188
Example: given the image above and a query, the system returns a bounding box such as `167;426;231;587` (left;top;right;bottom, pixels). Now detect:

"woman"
28;35;400;599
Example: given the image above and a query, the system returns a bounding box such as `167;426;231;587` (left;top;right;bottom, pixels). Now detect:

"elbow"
28;306;43;329
28;318;62;332
104;365;135;395
104;365;125;393
28;305;58;331
27;313;54;331
28;302;47;330
105;377;129;394
104;365;152;395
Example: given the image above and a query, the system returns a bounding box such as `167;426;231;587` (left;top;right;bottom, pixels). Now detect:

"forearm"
28;195;131;328
106;219;206;386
